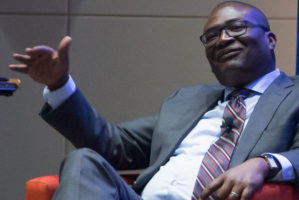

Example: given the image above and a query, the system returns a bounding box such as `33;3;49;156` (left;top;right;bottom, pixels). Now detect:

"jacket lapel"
175;86;225;141
229;72;294;167
153;85;225;167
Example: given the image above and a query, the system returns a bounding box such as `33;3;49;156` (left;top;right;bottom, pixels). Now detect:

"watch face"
267;156;278;168
263;155;281;179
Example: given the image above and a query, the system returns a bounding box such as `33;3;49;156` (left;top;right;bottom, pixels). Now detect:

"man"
9;1;299;200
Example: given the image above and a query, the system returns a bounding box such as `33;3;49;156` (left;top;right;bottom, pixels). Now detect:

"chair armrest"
25;175;299;200
251;182;299;200
25;175;59;200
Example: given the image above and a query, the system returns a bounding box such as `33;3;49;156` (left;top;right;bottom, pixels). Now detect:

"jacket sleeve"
40;89;157;170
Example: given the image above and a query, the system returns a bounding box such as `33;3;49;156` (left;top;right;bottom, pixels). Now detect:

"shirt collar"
224;68;281;100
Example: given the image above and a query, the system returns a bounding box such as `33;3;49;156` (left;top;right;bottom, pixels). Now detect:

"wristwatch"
260;154;282;179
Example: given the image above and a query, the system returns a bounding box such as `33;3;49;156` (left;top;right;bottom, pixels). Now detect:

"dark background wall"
1;0;297;199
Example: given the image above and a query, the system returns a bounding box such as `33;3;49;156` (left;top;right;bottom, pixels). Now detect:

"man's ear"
267;31;277;50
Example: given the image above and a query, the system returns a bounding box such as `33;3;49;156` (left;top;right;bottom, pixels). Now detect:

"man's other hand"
199;157;270;200
9;36;72;91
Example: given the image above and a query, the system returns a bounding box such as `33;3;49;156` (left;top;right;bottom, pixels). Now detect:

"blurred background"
0;0;297;199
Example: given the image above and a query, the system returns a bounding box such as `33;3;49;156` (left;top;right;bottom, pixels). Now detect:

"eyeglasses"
200;20;270;47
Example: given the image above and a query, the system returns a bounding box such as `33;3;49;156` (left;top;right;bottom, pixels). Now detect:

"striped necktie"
191;89;250;200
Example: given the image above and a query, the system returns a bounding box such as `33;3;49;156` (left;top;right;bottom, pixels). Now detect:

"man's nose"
218;29;234;43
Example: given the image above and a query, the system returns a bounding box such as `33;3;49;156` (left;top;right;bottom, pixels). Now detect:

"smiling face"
204;3;276;87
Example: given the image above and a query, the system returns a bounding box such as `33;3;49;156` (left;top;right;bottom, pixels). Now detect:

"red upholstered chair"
25;175;299;200
25;174;137;200
25;175;59;200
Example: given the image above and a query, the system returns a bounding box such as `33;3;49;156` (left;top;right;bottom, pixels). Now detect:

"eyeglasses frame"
200;20;270;47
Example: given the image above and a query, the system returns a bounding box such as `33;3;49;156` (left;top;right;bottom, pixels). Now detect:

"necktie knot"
228;88;251;100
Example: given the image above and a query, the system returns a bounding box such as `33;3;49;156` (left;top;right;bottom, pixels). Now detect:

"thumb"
57;36;72;64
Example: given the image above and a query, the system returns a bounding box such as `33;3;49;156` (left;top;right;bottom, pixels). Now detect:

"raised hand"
9;36;72;91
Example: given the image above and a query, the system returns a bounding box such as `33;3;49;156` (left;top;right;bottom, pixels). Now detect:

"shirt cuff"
262;153;295;181
43;75;76;109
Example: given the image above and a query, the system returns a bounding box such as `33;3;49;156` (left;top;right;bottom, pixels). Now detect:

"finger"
26;46;55;59
227;185;243;200
240;186;255;200
57;36;72;64
214;180;235;200
200;177;224;199
9;64;29;74
13;53;32;64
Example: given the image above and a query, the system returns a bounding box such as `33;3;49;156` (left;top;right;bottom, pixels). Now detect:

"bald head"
205;1;270;32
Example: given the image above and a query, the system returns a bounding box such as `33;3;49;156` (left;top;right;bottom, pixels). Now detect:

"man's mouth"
216;48;242;61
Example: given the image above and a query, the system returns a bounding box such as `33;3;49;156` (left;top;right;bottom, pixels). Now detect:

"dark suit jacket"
41;72;299;194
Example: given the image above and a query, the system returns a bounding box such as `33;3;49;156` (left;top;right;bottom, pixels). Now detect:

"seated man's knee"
64;148;105;166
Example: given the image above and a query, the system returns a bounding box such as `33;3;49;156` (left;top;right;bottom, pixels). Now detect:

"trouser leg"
53;148;141;200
